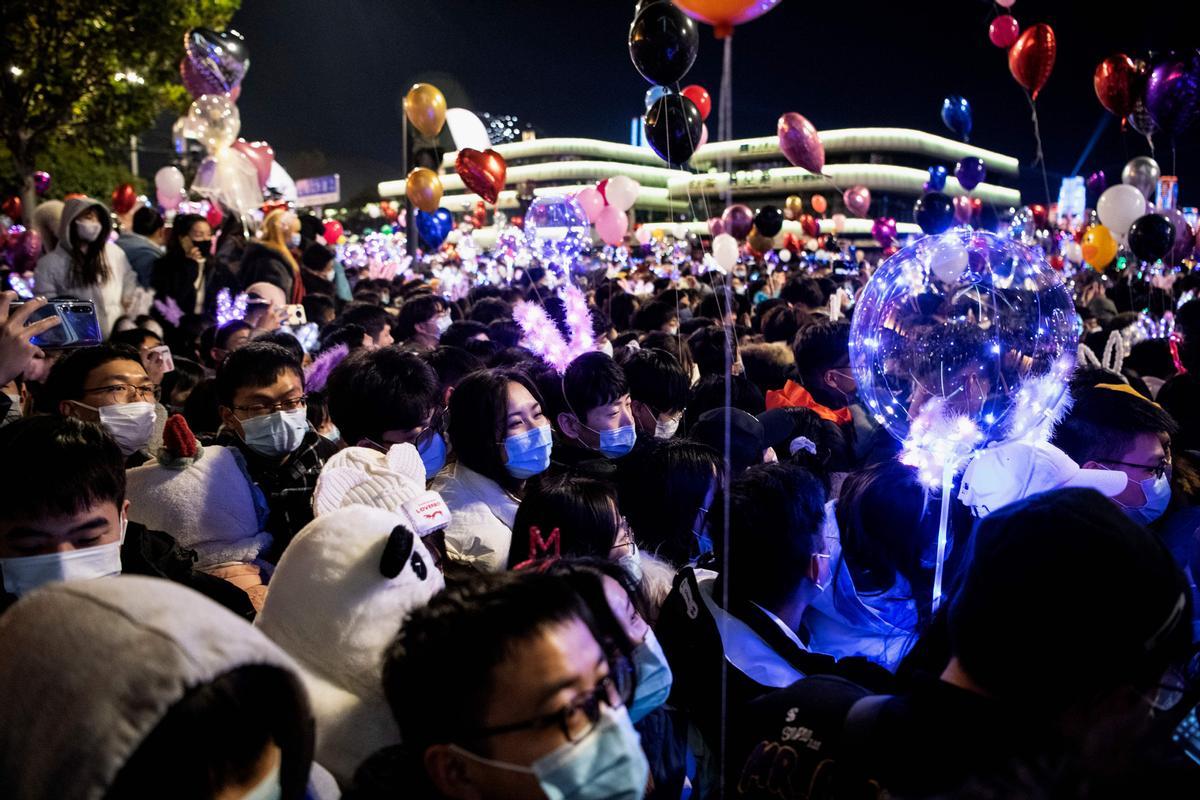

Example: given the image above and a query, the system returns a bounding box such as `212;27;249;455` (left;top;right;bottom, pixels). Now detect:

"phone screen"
1172;703;1200;766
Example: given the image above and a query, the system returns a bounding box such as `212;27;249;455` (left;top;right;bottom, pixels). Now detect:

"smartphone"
14;300;102;349
283;304;307;326
1173;702;1200;766
149;344;175;374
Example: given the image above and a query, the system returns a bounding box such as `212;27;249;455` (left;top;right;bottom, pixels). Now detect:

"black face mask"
192;239;212;257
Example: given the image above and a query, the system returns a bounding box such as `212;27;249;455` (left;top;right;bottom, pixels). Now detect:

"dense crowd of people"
2;194;1200;799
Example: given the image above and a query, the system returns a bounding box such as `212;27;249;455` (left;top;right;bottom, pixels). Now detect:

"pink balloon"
635;226;653;245
157;187;184;211
707;217;725;237
996;0;1015;6
830;213;847;234
697;123;709;150
230;139;275;189
842;185;871;217
595;206;629;246
575;187;605;223
953;195;974;224
777;112;824;173
989;15;1020;48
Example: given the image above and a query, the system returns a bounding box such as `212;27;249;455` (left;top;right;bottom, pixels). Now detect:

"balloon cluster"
1094;50;1200;144
628;3;705;166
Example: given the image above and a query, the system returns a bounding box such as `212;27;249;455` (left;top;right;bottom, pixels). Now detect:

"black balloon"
644;94;703;166
1128;213;1176;263
628;2;699;86
753;205;784;237
914;192;956;234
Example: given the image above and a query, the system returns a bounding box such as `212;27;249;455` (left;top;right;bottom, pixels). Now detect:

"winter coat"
34;197;136;336
430;462;519;571
240;240;298;301
115;231;163;288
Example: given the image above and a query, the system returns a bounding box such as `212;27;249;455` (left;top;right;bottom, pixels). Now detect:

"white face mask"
1;516;125;596
435;314;452;335
654;415;680;440
75;401;156;455
288;233;302;248
75;220;102;243
598;339;614;358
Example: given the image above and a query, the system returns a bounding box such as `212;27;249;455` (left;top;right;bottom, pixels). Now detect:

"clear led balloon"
524;195;590;270
850;229;1079;449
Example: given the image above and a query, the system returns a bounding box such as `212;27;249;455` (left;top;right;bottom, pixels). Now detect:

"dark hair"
632;301;678;333
543;558;643;660
253;330;305;365
448;368;545;493
711;462;826;598
383;571;594;752
318;322;368;355
761;305;810;345
67;202;113;287
131;206;164;237
214;342;304;408
0;416;125;519
792;319;850;379
340;303;393;341
623;348;689;415
687;326;738;379
109;327;161;353
607;292;640;333
1052;385;1178;466
326;348;440;445
421;346;485;399
1175;300;1200;373
561;352;627;422
212;320;253;352
639;331;694;382
1125;339;1176;381
165;213;208;261
740;342;794;395
182;378;222;436
440;320;488;350
618;439;723;565
396;295;446;340
487;319;523;349
780;276;825;309
40;343;143;411
685;374;765;429
160;357;205;408
469;297;513;325
509;473;622;568
108;665;313;800
302;294;337;326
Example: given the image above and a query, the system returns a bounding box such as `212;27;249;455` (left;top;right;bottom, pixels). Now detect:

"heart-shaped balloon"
415;208;453;249
230;139;275;189
184;28;250;96
455;149;507;205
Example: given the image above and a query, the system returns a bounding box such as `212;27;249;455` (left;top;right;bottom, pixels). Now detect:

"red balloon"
230;139;275;189
1094;54;1140;119
205;204;224;229
1008;23;1056;100
1;195;22;222
681;85;712;121
988;15;1019;48
1049;254;1064;271
1028;203;1049;228
323;219;344;244
798;214;819;238
454;149;507;205
111;183;137;215
596;179;610;204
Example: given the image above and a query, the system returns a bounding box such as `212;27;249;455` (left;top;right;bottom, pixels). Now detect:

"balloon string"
1027;93;1051;204
931;458;955;613
719;35;734;208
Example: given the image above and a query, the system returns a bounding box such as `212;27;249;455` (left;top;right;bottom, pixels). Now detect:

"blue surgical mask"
419;431;447;480
1125;473;1172;524
596;424;636;459
240;408;309;458
628;630;673;723
504;424;553;479
450;705;649;800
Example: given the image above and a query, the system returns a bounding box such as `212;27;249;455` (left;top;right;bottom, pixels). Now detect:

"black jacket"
239;241;296;300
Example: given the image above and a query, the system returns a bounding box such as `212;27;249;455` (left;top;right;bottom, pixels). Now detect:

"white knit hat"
313;443;450;536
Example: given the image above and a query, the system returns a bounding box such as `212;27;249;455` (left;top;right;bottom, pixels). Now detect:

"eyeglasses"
610;517;635;554
468;658;634;744
415;408;445;449
1097;456;1172;480
83;383;159;403
231;394;308;417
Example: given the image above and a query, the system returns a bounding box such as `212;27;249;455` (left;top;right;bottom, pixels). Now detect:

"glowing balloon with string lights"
524;195;591;269
850;229;1079;463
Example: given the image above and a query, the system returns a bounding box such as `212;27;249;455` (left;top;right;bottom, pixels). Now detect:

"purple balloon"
955;157;987;191
1145;58;1200;139
33;170;51;195
871;216;898;247
1086;170;1107;197
777;112;825;174
184;28;249;95
707;217;725;237
721;204;754;240
925;165;948;193
1161;207;1194;263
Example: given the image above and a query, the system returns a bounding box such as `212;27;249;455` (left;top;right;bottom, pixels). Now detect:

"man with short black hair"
340;303;396;349
213;342;336;557
326;348;444;480
365;571;648;800
768;319;854;425
542;352;638;475
623;347;689;439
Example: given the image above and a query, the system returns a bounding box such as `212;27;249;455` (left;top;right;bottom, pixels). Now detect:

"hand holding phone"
0;294;62;386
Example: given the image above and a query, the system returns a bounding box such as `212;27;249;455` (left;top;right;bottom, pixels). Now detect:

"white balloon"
155;166;185;195
927;236;969;283
831;213;847;234
605;176;640;212
1097;184;1146;244
445;108;492;153
672;223;689;240
778;248;792;263
712;233;739;271
1063;240;1083;264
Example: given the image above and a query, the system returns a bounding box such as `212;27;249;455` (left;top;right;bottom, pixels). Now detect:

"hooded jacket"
240;240;299;302
34;197;136;337
0;576;336;800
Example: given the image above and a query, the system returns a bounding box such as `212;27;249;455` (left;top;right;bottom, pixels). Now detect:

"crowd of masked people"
3;194;1200;799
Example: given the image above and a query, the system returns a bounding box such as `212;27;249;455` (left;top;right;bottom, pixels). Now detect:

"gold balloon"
406;167;443;213
785;195;803;220
1081;223;1118;271
404;83;447;139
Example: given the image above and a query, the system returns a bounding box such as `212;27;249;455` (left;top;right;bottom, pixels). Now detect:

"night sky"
228;0;1198;205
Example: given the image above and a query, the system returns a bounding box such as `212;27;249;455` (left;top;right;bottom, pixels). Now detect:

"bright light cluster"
513;284;597;375
899;399;985;489
215;288;249;327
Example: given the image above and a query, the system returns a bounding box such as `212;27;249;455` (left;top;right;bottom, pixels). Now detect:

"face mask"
628;630;673;723
598;339;615;358
75;220;102;243
618;541;644;583
666;323;680;336
418;431;447;480
1121;473;1172;524
240;760;282;800
240;408;309;458
504;424;553;479
86;401;155;456
654;415;680;440
450;705;649;800
321;425;341;444
192;239;212;257
435;314;452;335
595;424;636;459
1;517;125;596
288;233;301;248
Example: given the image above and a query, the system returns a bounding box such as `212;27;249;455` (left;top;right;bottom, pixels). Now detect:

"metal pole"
402;111;418;257
129;135;139;177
